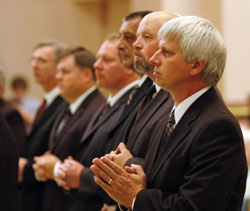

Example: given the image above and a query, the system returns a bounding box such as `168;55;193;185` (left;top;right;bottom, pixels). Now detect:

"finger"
94;175;112;193
55;178;67;187
63;184;70;191
101;157;125;175
66;156;73;160
117;142;127;152
90;164;112;184
44;150;51;155
58;164;69;174
64;159;77;166
131;164;145;176
33;156;40;162
59;163;71;171
56;170;65;179
32;163;39;170
105;153;114;161
124;166;137;174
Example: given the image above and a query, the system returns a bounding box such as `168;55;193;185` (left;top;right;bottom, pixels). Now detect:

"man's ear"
190;60;206;76
83;67;93;80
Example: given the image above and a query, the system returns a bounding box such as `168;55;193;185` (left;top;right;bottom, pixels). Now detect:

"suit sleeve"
134;118;247;211
5;109;26;155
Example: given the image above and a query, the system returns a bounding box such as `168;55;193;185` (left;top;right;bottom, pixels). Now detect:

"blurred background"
0;0;249;111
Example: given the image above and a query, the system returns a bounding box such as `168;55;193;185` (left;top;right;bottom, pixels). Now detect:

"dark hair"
58;46;97;80
124;10;153;21
11;76;28;90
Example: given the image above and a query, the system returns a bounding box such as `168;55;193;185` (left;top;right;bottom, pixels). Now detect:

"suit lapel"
122;77;152;119
28;96;64;137
79;96;125;145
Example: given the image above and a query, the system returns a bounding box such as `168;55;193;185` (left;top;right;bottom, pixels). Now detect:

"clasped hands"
91;143;147;209
32;152;84;190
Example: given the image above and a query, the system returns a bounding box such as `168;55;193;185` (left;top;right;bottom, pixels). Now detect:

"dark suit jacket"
0;115;19;211
0;98;26;155
21;95;66;211
124;89;174;166
68;87;136;211
105;77;153;154
134;88;247;211
42;89;105;211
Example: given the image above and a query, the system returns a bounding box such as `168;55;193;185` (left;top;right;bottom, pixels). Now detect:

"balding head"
133;11;179;77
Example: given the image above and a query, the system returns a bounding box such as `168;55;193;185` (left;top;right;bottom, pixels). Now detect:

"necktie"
55;109;72;139
127;85;139;105
156;109;176;161
166;109;175;137
35;99;47;122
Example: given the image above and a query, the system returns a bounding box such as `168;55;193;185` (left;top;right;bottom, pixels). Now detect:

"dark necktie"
35;99;47;122
166;109;175;137
127;85;139;105
156;109;176;161
55;109;72;139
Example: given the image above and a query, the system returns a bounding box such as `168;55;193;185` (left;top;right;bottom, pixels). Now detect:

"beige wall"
0;0;128;99
0;0;249;104
222;0;250;104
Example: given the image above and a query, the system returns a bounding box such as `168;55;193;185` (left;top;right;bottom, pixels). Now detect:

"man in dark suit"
103;11;154;153
0;71;26;155
32;46;105;211
107;11;178;168
0;114;19;211
55;34;139;210
91;16;248;211
19;40;66;211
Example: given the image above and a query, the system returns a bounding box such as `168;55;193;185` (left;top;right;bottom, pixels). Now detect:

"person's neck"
66;82;95;104
42;81;57;93
146;70;155;81
171;81;208;106
110;76;138;96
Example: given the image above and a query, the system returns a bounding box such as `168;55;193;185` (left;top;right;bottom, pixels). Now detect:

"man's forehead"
119;18;141;34
98;41;118;56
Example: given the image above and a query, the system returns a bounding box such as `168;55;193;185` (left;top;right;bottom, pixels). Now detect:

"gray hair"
158;16;227;87
34;40;67;64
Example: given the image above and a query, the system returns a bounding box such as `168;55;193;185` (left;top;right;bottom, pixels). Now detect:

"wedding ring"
108;178;112;185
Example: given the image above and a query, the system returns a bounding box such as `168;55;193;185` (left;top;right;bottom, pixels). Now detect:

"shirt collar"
174;87;210;125
44;86;60;107
69;86;97;114
154;83;161;94
138;75;148;87
107;80;138;107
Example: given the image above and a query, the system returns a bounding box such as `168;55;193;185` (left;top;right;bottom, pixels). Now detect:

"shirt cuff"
53;161;62;178
117;197;136;211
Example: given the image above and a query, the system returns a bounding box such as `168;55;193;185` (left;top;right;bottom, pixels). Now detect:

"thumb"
117;142;128;152
131;164;145;176
67;156;73;160
44;151;51;155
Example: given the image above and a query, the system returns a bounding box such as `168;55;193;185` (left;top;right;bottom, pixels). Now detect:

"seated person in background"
10;75;40;132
